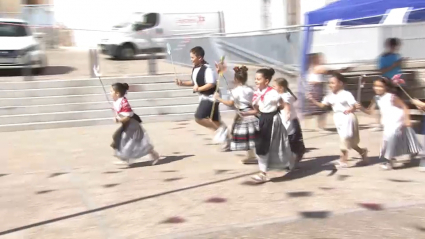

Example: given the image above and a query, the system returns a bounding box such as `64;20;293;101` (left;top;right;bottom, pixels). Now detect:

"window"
0;22;29;37
132;13;159;31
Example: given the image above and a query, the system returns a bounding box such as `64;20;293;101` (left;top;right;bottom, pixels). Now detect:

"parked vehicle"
99;12;225;60
0;18;48;74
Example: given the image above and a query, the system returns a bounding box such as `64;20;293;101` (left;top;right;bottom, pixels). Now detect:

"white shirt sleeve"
230;88;238;101
282;93;292;104
345;91;357;106
204;67;216;84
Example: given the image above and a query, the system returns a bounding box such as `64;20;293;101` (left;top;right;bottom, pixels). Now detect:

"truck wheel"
118;44;135;60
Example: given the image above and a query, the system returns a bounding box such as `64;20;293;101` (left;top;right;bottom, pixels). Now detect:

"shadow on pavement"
0;170;257;236
271;155;339;182
129;155;194;168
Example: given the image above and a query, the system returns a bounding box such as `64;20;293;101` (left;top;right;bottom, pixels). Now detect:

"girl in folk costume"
357;77;423;170
273;78;306;167
214;66;258;164
110;83;160;166
307;72;368;168
240;68;293;183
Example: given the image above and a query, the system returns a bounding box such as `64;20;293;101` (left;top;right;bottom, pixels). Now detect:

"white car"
0;18;47;73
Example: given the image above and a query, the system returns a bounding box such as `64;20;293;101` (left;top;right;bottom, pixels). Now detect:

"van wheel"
118;44;135;60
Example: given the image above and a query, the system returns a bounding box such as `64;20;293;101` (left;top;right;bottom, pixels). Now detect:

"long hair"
275;78;297;101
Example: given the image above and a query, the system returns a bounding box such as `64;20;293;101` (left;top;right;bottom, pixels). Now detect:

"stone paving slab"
1;114;425;238
189;205;425;239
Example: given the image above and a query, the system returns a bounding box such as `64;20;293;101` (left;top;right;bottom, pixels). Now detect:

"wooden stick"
396;83;413;100
210;72;221;120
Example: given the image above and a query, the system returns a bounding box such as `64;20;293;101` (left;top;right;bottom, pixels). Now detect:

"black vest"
192;64;217;96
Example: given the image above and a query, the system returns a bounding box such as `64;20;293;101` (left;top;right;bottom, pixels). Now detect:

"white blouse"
253;87;281;113
375;93;404;138
321;90;357;139
230;85;254;110
280;92;298;135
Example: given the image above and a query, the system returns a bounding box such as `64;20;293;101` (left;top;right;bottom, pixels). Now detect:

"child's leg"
194;100;221;131
338;138;349;167
340;150;348;163
195;118;219;130
241;149;257;164
252;154;269;182
352;145;369;163
317;114;326;130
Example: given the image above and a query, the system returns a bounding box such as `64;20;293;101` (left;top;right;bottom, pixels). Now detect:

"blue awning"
307;0;425;26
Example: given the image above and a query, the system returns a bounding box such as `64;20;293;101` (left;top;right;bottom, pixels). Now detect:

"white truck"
99;12;225;60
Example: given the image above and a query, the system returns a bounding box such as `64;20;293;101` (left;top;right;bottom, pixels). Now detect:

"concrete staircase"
0;74;232;132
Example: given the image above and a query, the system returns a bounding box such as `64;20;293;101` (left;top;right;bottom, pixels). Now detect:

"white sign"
382;7;411;25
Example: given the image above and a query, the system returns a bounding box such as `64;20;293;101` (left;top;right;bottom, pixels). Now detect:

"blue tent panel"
307;0;425;26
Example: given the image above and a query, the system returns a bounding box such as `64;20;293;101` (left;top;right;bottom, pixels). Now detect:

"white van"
99;12;225;60
0;18;47;73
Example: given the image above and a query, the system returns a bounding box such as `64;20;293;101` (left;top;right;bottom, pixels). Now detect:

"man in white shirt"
176;46;226;136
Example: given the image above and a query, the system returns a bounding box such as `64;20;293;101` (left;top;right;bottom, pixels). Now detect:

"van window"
0;22;29;37
133;13;159;31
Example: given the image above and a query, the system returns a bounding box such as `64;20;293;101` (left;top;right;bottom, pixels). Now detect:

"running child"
357;77;422;170
307;72;368;168
240;68;293;183
175;46;228;149
110;83;160;166
274;78;306;167
214;66;258;164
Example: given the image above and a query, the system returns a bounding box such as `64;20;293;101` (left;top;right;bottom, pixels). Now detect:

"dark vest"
192;64;217;96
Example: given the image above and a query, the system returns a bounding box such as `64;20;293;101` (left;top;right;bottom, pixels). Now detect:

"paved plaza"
1;114;425;238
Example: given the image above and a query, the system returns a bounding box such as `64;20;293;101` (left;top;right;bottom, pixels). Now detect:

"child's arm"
117;116;131;123
176;78;195;87
411;99;425;111
355;100;376;115
306;93;328;108
214;92;234;107
240;105;259;116
393;95;411;127
198;83;215;92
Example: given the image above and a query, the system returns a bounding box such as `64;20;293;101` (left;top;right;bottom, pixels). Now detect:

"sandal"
380;159;395;170
251;173;269;183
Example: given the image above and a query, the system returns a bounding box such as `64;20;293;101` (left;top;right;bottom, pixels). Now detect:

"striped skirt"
380;127;423;160
230;112;259;151
304;83;327;116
